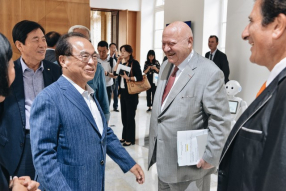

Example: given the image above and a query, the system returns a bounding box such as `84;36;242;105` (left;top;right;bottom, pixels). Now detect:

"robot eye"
226;86;228;88
231;87;234;89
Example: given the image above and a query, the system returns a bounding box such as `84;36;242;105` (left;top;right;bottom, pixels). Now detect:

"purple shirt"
20;57;44;130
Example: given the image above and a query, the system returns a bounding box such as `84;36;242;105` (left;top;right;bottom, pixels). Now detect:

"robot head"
225;80;242;96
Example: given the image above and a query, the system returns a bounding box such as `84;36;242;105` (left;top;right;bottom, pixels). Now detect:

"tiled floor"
105;96;218;191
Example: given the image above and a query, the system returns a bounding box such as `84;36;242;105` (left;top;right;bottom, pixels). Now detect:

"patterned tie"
210;53;213;60
162;66;179;104
256;82;266;98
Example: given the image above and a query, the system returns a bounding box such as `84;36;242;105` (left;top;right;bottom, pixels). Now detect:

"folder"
177;129;208;166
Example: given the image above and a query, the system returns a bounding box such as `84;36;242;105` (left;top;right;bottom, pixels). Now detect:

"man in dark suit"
0;20;61;188
30;32;144;190
205;35;230;83
45;31;61;62
218;0;286;190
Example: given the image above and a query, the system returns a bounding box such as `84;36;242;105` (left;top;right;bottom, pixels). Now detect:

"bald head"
165;21;193;39
162;21;193;66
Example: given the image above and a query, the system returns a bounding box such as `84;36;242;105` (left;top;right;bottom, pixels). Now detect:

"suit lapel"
219;77;277;163
160;53;197;114
12;59;26;126
58;77;102;136
42;60;54;87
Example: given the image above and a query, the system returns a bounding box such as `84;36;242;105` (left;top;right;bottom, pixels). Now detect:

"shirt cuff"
133;76;137;81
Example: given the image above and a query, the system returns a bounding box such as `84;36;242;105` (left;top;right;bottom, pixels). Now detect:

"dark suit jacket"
205;49;230;83
45;49;57;62
218;67;286;191
0;58;61;179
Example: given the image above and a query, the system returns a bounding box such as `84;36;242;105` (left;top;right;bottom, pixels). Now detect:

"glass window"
155;11;164;30
156;0;165;6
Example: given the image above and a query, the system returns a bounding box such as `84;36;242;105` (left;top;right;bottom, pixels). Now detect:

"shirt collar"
177;50;194;71
46;48;55;51
20;57;44;73
62;75;94;95
266;57;286;87
99;55;110;62
211;49;217;55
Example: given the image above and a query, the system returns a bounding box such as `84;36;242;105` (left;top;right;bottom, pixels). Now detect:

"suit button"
20;142;24;147
100;160;104;165
158;119;161;123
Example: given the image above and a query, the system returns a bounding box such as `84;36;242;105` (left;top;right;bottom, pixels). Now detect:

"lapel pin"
47;68;50;71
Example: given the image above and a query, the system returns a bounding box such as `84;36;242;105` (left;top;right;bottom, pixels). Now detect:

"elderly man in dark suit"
205;35;230;83
0;20;61;189
218;0;286;190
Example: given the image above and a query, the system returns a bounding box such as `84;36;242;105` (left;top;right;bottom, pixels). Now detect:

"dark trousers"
146;83;157;107
120;89;138;143
106;86;112;106
112;79;119;110
14;132;35;179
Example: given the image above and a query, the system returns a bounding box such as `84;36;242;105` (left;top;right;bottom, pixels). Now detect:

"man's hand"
129;164;145;184
10;176;40;191
197;159;214;169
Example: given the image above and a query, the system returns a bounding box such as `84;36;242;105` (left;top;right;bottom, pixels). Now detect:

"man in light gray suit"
148;21;231;191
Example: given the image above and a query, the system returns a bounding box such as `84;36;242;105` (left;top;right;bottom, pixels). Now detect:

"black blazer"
45;49;57;63
114;59;143;95
205;49;230;83
0;58;61;181
218;67;286;191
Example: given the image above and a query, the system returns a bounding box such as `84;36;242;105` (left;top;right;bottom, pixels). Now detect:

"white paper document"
177;129;209;166
116;64;131;75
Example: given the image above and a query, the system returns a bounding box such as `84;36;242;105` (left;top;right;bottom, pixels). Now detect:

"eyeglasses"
70;53;98;63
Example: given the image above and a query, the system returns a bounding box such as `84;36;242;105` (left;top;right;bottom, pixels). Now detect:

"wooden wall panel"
118;10;127;49
127;11;137;59
0;0;90;60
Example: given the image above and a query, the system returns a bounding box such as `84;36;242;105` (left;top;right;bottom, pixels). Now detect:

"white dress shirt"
161;50;194;110
209;49;217;60
266;57;286;87
63;75;104;135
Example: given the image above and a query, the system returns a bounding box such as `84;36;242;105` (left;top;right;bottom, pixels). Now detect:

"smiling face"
162;22;193;66
16;28;47;68
241;0;274;68
60;37;97;89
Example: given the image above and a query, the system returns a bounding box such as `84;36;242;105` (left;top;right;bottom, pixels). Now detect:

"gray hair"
68;25;90;38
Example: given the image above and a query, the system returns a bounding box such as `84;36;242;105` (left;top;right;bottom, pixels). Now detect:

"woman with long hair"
0;33;40;191
143;50;160;112
114;45;143;146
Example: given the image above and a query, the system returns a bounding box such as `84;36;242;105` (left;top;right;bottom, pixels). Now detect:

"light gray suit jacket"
148;51;231;183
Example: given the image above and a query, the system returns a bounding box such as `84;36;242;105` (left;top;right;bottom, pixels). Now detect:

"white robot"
225;80;248;128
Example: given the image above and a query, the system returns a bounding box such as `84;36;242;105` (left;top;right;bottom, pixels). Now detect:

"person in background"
143;50;160;112
97;41;117;106
205;35;230;83
218;0;286;190
30;33;144;190
113;45;143;146
45;31;61;62
0;33;40;191
0;20;61;188
68;25;110;121
109;42;119;112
